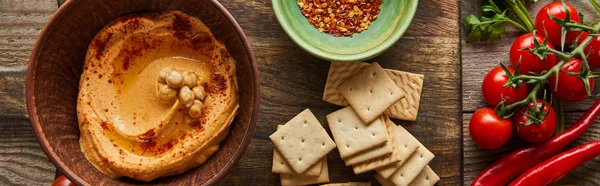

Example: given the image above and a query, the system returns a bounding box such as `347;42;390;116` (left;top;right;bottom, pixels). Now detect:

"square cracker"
280;157;329;186
408;166;440;186
323;62;370;106
338;62;404;123
270;109;336;174
272;125;322;176
388;142;435;186
374;174;395;186
350;117;405;174
326;107;389;159
384;70;424;121
321;182;371;186
375;124;421;179
343;141;392;166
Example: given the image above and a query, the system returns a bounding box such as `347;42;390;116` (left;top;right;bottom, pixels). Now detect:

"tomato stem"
553;98;565;135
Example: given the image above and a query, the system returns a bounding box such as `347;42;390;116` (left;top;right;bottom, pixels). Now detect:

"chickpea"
158;67;175;83
179;86;195;107
183;71;198;88
188;100;203;119
166;70;184;88
192;85;206;100
156;83;177;101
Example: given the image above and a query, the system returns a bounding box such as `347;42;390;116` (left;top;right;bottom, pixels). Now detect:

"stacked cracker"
323;62;440;186
269;109;337;186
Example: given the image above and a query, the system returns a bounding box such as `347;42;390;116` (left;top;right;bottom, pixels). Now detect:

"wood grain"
0;0;56;118
462;1;600;185
0;118;55;186
218;0;462;185
4;0;461;185
463;113;600;185
461;0;600;113
0;0;58;185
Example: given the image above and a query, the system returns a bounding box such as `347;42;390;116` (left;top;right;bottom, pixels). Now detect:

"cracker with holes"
384;70;424;121
321;182;372;186
374;174;395;186
343;141;392;166
387;142;434;186
326;107;389;159
280;157;330;186
408;166;440;186
338;62;404;123
323;62;370;106
272;125;322;176
351;117;405;174
270;109;337;174
375;123;421;179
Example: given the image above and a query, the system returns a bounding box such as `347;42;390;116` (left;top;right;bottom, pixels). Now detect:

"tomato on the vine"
514;99;557;143
469;107;513;150
578;32;600;68
482;66;528;106
52;175;75;186
509;33;557;75
549;58;595;102
535;2;581;47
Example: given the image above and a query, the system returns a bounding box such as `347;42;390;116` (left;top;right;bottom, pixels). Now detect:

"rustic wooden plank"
463;112;600;185
0;0;56;67
0;0;56;118
0;118;55;186
218;0;462;185
10;0;460;185
0;0;58;185
461;0;600;113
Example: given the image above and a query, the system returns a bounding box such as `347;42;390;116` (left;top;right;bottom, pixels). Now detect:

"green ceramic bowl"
272;0;418;62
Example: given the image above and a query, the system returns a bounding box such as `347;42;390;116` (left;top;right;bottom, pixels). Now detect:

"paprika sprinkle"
297;0;383;37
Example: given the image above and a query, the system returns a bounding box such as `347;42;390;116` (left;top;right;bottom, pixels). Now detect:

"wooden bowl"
25;0;259;185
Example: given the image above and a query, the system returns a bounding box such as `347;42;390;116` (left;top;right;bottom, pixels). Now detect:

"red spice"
92;32;113;60
122;57;131;70
298;0;382;37
173;14;192;40
139;129;155;140
207;74;228;94
139;139;157;150
100;121;109;131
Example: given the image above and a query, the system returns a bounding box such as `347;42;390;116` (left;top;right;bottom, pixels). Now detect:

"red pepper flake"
297;0;382;37
207;73;228;94
91;32;113;60
100;121;110;131
172;14;192;40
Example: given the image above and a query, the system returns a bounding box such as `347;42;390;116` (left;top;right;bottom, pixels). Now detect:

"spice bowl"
272;0;418;62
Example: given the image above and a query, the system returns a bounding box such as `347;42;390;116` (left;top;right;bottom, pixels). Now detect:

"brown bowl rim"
25;0;260;185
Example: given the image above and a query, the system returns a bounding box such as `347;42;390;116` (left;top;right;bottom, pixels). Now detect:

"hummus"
77;11;238;181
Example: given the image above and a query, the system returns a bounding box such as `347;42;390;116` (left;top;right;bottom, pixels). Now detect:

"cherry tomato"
52;175;75;186
482;66;528;106
514;99;557;143
510;33;558;75
577;32;600;68
549;58;595;102
469;107;513;150
535;2;581;47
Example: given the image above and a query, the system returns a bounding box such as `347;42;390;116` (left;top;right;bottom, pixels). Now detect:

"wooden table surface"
0;0;596;185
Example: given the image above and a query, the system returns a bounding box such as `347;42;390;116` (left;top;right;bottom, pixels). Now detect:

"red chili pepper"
471;99;600;186
509;140;600;186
